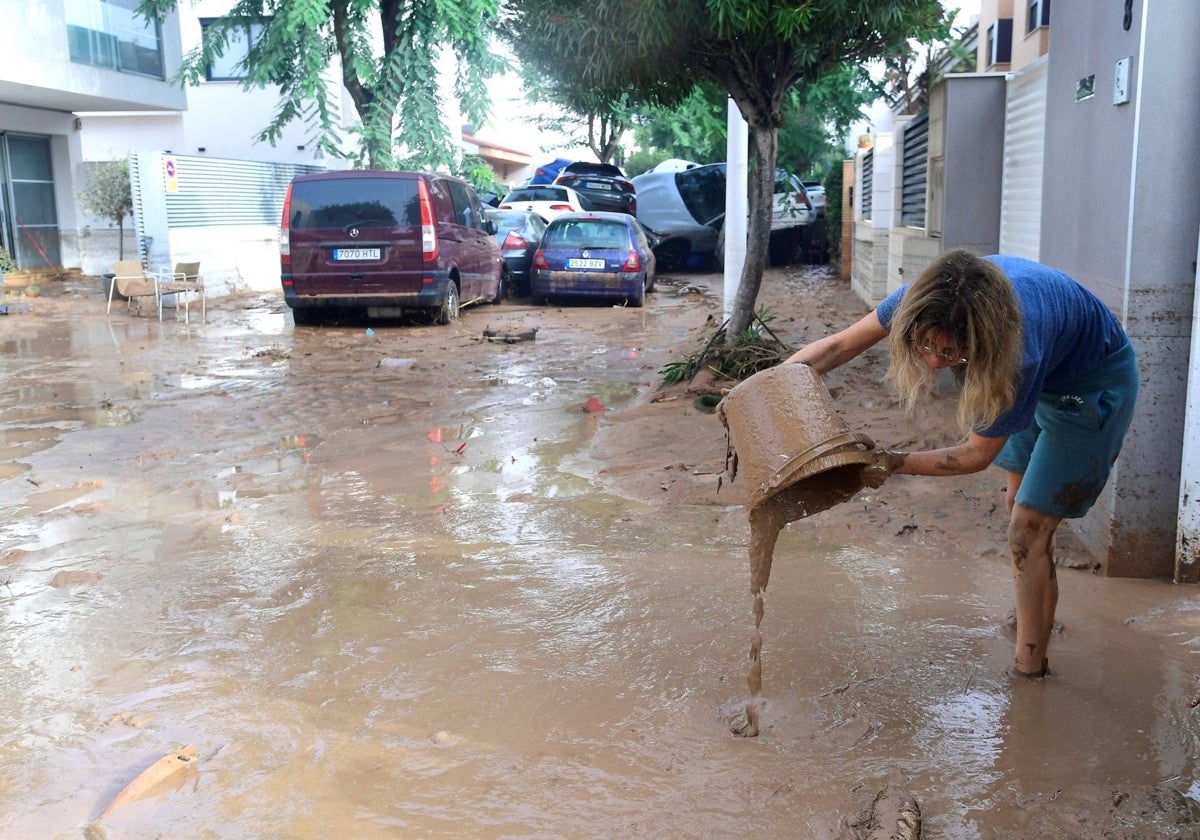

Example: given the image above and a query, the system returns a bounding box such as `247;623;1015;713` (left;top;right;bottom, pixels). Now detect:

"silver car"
631;163;726;271
633;163;813;270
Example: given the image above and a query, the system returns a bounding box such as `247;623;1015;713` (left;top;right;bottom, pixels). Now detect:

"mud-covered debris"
483;327;538;343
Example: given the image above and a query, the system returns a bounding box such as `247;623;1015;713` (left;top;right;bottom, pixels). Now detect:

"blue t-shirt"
875;255;1128;437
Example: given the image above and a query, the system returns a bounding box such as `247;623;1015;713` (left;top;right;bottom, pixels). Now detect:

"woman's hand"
861;449;908;488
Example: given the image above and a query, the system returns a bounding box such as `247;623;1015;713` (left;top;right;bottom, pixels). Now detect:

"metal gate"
999;56;1048;260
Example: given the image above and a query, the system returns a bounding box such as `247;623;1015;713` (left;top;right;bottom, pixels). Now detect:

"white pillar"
724;99;748;321
1176;226;1200;575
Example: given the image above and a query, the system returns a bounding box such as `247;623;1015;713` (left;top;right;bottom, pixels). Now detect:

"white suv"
772;171;815;234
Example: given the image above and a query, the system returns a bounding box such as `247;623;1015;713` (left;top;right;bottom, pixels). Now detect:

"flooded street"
3;271;1200;839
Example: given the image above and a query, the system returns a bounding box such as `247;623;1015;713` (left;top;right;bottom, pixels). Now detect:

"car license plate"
567;258;605;269
333;248;380;260
583;181;612;190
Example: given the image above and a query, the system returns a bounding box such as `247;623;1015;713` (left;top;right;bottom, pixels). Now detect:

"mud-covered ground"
2;265;1200;839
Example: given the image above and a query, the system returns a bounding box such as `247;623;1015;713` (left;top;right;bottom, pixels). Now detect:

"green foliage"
458;154;505;199
76;159;134;259
823;162;844;264
140;0;505;170
658;307;793;386
504;0;949;342
0;246;16;273
630;83;728;166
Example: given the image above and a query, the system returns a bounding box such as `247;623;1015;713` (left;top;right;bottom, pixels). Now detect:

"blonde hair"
886;250;1022;436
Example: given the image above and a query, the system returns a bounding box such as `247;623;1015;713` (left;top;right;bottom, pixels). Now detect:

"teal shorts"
992;341;1139;519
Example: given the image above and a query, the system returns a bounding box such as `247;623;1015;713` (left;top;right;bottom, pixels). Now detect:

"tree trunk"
725;126;778;343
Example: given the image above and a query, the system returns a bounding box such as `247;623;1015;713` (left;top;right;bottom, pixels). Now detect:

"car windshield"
544;219;628;249
505;187;567;203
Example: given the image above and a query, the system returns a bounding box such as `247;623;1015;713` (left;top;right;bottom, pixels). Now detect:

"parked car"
527;158;573;185
484;208;547;297
497;184;589;221
279;170;504;326
631;162;726;271
531;211;656;307
553;162;637;216
632;163;812;270
802;180;827;217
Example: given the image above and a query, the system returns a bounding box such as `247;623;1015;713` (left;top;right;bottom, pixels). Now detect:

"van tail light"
533;249;548;269
621;250;640;272
279;184;293;267
418;179;437;261
501;232;528;250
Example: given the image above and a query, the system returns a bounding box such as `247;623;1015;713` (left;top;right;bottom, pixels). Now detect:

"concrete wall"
1042;0;1200;577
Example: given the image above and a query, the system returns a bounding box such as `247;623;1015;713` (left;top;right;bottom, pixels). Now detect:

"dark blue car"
484;208;547;298
531;212;656;307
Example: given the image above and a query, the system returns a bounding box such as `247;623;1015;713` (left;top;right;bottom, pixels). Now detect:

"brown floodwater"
2;276;1200;839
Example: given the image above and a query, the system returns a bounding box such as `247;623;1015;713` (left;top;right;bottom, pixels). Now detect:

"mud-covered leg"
1008;502;1061;676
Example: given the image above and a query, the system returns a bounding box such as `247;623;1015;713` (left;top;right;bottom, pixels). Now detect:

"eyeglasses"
911;340;967;366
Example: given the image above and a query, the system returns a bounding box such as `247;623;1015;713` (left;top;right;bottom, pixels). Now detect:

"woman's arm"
785;311;889;375
889;432;1008;477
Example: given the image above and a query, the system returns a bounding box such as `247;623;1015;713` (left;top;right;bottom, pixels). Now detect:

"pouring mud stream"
718;362;880;737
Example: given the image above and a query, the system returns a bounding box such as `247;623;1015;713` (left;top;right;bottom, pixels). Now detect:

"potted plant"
77;159;133;300
0;245;15;287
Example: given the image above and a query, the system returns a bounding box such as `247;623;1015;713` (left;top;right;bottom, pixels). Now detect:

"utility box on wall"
926;73;1007;254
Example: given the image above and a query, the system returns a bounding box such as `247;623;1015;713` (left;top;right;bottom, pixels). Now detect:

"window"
1028;0;1051;32
66;0;164;78
987;19;1013;66
202;18;267;81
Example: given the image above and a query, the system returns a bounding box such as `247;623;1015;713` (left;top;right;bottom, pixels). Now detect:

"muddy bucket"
717;362;877;521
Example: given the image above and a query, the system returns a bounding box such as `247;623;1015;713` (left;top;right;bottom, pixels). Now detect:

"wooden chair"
107;259;161;318
156;261;205;323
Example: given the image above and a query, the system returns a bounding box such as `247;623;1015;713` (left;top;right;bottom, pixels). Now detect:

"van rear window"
289;179;421;229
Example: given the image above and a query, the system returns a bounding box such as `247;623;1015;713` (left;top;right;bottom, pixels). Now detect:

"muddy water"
2;279;1200;839
719;364;876;738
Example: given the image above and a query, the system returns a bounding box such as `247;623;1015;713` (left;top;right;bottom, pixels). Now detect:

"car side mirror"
483;218;497;235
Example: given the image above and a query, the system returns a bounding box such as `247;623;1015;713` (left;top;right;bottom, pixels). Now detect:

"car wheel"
628;284;645;308
654;239;689;272
433;282;460;325
713;225;725;271
291;307;320;326
493;268;509;304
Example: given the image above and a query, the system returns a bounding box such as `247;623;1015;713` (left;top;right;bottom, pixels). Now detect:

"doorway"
0;133;62;270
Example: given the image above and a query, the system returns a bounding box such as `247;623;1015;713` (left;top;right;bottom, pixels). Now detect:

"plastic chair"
156;261;205;323
107;259;161;318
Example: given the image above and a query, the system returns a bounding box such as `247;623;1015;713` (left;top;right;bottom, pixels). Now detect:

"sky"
479;0;986;179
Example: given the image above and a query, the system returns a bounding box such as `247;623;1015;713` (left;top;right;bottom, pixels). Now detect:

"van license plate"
334;248;380;260
567;258;605;269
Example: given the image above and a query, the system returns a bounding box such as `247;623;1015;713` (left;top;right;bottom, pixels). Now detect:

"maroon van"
280;170;504;325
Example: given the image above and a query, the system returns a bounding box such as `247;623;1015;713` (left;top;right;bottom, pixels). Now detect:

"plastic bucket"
717;362;876;521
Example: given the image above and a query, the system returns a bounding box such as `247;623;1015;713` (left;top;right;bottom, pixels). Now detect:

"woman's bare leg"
1007;501;1061;676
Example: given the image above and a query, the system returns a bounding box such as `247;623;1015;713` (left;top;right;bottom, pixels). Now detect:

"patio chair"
107;259;161;318
155;261;205;323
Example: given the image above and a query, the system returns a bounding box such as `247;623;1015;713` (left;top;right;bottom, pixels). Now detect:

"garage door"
999;57;1048;261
